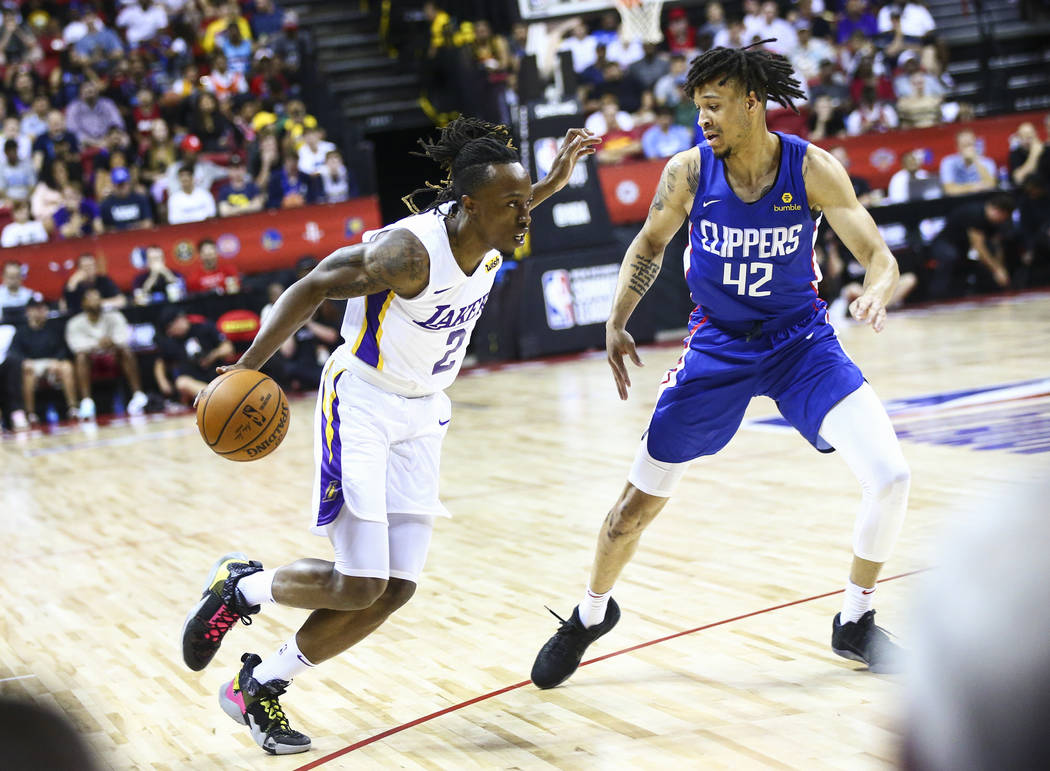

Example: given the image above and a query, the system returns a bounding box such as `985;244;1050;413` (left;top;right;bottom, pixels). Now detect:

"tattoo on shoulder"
373;230;428;286
686;156;700;196
650;159;680;214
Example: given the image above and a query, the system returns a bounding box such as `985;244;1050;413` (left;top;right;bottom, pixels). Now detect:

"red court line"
294;568;926;770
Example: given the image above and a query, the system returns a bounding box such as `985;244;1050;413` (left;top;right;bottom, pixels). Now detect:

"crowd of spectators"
0;0;359;247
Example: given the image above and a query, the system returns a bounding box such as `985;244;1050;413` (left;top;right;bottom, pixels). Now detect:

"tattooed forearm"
627;254;660;297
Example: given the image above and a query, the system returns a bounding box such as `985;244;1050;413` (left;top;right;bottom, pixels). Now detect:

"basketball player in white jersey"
179;118;599;754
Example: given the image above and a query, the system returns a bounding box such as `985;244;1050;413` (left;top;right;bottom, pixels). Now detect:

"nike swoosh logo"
439;419;450;426
703;200;721;207
433;287;452;294
805;332;814;340
861;588;875;595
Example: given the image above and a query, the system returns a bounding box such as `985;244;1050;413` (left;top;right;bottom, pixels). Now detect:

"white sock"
840;580;875;624
237;568;278;607
252;635;317;685
577;586;611;629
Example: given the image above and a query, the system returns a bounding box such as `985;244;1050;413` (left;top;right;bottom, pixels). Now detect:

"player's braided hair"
683;41;806;114
402;116;520;214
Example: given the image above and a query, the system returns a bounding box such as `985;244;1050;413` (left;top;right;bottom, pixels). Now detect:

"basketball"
196;369;290;461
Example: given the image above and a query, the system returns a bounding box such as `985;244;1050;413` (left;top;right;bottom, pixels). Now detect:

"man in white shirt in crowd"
1;200;48;247
0;260;41;320
116;0;168;47
877;0;935;39
746;1;797;55
558;17;598;73
167;163;217;225
64;287;148;420
297;126;336;177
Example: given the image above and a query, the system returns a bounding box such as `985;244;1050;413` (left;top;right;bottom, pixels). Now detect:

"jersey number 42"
723;262;773;297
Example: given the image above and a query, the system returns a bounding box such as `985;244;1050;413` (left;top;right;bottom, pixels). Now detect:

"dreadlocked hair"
402;116;520;214
682;40;806;114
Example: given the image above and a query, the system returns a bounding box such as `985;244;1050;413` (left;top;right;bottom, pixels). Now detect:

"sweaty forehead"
479;162;531;197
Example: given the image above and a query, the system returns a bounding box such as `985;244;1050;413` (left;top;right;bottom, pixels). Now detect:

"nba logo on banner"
542;270;575;330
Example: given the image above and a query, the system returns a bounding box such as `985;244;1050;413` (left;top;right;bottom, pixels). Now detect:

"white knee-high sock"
252;635;317;685
578;586;611;628
238;569;278;607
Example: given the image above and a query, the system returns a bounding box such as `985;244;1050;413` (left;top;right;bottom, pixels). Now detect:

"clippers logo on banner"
541;264;620;330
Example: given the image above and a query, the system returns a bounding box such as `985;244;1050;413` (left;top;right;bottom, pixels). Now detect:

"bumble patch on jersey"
485;255;502;272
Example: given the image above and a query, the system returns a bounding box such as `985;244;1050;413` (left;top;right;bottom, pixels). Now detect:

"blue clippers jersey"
686;132;824;324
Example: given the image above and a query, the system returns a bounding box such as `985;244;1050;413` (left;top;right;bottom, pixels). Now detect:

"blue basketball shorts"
644;308;864;465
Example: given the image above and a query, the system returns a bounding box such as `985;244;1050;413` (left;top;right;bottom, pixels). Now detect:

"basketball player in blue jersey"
532;43;912;689
178;118;599;754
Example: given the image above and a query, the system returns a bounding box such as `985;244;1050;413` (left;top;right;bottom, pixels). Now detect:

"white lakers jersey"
332;206;502;397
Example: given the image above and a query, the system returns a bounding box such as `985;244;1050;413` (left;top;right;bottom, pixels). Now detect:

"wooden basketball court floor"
3;293;1048;770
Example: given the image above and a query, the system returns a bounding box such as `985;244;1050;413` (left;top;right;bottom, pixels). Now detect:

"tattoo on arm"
627;253;660;297
686;156;699;196
649;160;678;214
319;247;388;298
321;231;428;298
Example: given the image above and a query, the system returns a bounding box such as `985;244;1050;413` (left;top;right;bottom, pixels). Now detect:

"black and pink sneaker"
181;552;263;671
219;653;311;755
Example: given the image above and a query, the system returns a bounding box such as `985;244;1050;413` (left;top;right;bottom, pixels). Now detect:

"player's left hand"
849;290;888;333
545;128;600;190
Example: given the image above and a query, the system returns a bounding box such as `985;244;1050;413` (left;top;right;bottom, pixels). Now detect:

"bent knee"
326;573;388;611
377;579;416;614
605;494;662;541
874;459;911;499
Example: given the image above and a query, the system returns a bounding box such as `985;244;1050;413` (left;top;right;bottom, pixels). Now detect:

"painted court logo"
773;191;802;213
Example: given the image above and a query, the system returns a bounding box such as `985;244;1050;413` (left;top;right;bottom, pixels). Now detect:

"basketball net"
613;0;665;44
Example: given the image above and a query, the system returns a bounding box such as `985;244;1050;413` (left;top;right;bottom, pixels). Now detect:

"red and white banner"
12;196;382;301
596;110;1050;225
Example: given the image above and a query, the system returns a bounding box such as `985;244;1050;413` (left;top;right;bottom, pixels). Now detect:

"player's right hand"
606;325;643;401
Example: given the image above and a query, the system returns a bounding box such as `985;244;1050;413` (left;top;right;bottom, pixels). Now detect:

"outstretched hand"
607;325;643;400
544;128;600;192
849;290;889;333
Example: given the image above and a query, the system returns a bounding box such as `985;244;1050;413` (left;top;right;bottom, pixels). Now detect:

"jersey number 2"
723;262;773;297
432;329;467;374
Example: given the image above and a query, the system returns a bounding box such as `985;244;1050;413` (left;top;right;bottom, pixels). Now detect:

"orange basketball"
196;369;290;461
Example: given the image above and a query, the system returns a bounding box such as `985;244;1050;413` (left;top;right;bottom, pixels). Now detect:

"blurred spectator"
846;85;899;135
251;0;285;42
279;99;318;149
11;298;77;422
642;106;693;159
318;149;356;203
53;181;104;239
217;153;264;215
132;89;162;144
202;1;253;54
928;193;1015;298
186;237;241;295
591;11;621;47
654;53;688;107
629;43;670;91
267;152;319;208
0;138;37;205
1016;174;1050;285
809;59;850;107
579;43;612;88
249;49;289;98
1008;121;1048;187
0;8;43;65
32;110;80;173
101;167;154;232
831;146;874;206
791;22;836;83
633;90;657;127
837;0;879;45
61;4;89;46
746;1;797;55
896;73;943;128
877;0;936;39
603;24;643;70
8;68;37;117
65;287;148;419
1;200;48;247
893;50;946;98
558;17;599;74
117;0;169;48
71;10;124;72
664;7;697;54
20;95;51;141
31;160;72;226
0;116;30;161
1;260;41;320
808;95;847;141
250;128;281;189
63;253;126;314
141;119;177;188
65;80;124;149
593;62;643;113
167;163;217;224
794;0;834;39
204;53;248;103
849;56;895;106
161;134;226;197
698;3;728;42
154;307;233;402
297;126;336;177
219;21;254;75
187;92;234;151
272;9;313;81
132;244;186;305
887;149;942;203
585;92;635;136
940;130;997;196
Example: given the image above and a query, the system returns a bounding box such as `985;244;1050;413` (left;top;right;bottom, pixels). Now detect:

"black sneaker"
219;653;311;755
181;552;263;671
832;610;903;674
531;598;621;689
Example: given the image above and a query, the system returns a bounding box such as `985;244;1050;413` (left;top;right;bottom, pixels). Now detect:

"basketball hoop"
613;0;665;45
